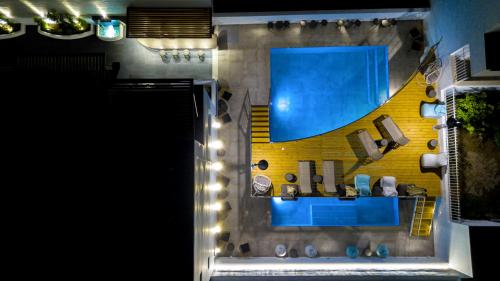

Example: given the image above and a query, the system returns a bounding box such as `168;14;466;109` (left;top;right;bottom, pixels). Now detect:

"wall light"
372;18;380;26
0;7;13;18
354;19;361;27
21;0;45;17
210;225;222;234
212;120;222;129
209;140;223;149
267;21;274;29
172;49;180;60
299;20;307;27
208;183;223;191
381;19;390;27
183;49;190;60
210;161;224;171
62;1;80;17
336;19;345;28
214;247;221;254
320;19;328;26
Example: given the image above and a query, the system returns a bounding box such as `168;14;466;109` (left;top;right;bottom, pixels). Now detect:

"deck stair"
409;196;436;238
251;105;270;143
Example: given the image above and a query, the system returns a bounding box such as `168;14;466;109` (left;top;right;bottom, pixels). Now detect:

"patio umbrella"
376;244;389;258
346;246;359;258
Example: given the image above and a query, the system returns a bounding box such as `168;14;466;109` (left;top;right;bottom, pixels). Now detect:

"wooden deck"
251;73;442;197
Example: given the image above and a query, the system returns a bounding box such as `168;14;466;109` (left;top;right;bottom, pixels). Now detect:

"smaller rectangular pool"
271;197;399;227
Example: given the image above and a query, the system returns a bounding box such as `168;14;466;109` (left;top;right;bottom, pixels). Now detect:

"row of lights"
268;18;398;30
159;49;206;62
18;0;110;19
208;118;225;256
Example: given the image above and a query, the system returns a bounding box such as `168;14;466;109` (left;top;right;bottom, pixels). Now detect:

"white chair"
380;176;398;197
421;153;448;168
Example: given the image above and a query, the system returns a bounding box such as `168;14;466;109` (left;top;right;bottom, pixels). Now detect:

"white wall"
214;9;428;25
424;0;500;89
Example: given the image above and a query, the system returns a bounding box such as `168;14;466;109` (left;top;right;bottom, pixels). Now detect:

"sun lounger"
375;115;410;146
298;161;313;194
356;129;384;161
354;174;371;196
381;176;398;197
322;160;337;193
421;102;447;118
421;153;448;168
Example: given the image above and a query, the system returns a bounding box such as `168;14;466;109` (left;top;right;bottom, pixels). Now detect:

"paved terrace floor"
215;21;436;257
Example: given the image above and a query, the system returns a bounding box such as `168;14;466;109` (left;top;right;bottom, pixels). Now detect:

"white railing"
450;45;471;82
445;88;461;222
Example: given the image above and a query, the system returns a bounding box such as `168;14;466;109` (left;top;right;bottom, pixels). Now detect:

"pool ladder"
409;196;436;239
251;106;270;143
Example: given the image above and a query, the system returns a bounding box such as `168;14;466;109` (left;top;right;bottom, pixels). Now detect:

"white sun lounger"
357;129;384;161
298;161;313;194
322;160;337;193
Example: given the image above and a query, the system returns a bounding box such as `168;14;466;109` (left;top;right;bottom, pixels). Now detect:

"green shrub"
34;9;90;35
456;91;500;147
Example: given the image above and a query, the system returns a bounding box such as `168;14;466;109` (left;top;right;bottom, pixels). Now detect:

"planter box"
0;24;26;40
37;24;95;40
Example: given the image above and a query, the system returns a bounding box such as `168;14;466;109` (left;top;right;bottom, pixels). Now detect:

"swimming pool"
270;46;389;142
271;197;399;227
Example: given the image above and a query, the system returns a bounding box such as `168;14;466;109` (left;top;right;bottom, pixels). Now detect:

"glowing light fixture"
43;17;57;25
210;202;223;211
21;0;45;17
212;120;222;129
299;20;307;27
62;1;80;17
381;19;390;27
183;49;190;60
210;225;222;234
336;20;345;28
372;18;380;26
209;140;223;149
210;161;224;171
208;183;223;191
197;50;205;61
214;247;221;254
94;2;108;19
0;7;13;18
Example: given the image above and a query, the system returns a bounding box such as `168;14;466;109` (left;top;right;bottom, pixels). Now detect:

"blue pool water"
271;197;399;227
270;46;389;142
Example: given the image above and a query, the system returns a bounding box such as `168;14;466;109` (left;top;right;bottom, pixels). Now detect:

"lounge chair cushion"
381;176;398;197
421;103;446;118
354;174;371;196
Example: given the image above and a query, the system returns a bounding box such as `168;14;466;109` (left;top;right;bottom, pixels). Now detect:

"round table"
312;175;323;184
305;245;318;258
285;173;297;183
275;244;287;257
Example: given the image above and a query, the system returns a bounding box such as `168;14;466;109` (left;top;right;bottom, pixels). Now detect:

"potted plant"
0;14;25;40
34;9;94;40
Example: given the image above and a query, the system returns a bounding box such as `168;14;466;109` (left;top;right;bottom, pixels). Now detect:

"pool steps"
251;106;270;143
410;196;436;238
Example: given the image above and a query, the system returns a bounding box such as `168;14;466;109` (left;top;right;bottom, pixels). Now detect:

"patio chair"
421;153;448;168
421;102;447;118
322;160;337;193
375;115;410;147
380;176;398;197
356;129;384;161
298;161;313;194
354;174;371;196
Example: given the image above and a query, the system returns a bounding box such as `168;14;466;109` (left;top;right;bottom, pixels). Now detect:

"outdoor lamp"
197;50;205;61
172;49;180;60
320;19;328;26
299;20;307;27
336;19;345;28
381;19;391;27
372;18;380;25
183;49;190;60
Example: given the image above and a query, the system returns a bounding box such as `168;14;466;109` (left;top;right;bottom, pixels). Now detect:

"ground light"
211;225;222;234
210;161;224;171
21;0;45;17
62;1;80;17
209;140;223;149
208;183;223;191
0;8;12;18
212;120;222;129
